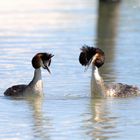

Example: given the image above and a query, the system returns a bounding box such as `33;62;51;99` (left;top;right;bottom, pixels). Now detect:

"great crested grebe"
4;52;53;97
79;45;140;97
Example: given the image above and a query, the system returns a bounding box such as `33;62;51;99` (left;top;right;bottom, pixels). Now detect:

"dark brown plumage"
79;45;105;68
32;53;53;69
4;85;27;96
106;83;139;97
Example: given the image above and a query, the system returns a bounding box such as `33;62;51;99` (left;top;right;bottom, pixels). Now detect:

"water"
0;0;140;139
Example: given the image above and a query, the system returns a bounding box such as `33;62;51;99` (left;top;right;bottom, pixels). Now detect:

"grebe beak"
43;61;51;74
84;58;93;71
45;66;51;74
43;55;54;74
84;54;97;71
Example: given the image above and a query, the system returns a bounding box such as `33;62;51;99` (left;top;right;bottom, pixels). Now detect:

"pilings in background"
91;0;121;97
99;0;121;3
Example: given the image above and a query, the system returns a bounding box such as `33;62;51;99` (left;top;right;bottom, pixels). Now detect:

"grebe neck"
28;68;43;95
93;66;106;97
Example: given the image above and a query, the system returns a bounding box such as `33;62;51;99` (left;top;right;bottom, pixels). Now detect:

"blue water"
0;0;140;140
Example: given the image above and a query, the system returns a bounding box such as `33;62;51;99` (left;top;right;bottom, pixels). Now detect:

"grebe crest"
79;45;140;97
4;52;54;97
79;45;105;69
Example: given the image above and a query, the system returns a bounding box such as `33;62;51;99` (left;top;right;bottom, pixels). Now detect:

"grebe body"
4;53;53;97
79;45;140;97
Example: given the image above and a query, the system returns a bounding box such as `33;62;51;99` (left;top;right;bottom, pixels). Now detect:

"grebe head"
79;45;105;68
32;53;54;73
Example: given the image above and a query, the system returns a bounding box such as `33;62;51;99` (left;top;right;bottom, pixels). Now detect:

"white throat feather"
93;66;106;97
27;68;43;95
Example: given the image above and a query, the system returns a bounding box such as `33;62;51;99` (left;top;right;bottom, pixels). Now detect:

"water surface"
0;0;140;140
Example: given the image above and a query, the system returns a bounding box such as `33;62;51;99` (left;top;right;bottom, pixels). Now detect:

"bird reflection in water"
89;98;120;139
27;97;53;140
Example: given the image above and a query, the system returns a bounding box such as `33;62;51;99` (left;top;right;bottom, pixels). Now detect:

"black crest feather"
79;45;97;66
79;45;105;68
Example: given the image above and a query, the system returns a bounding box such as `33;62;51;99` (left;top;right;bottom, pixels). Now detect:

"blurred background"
0;0;140;140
